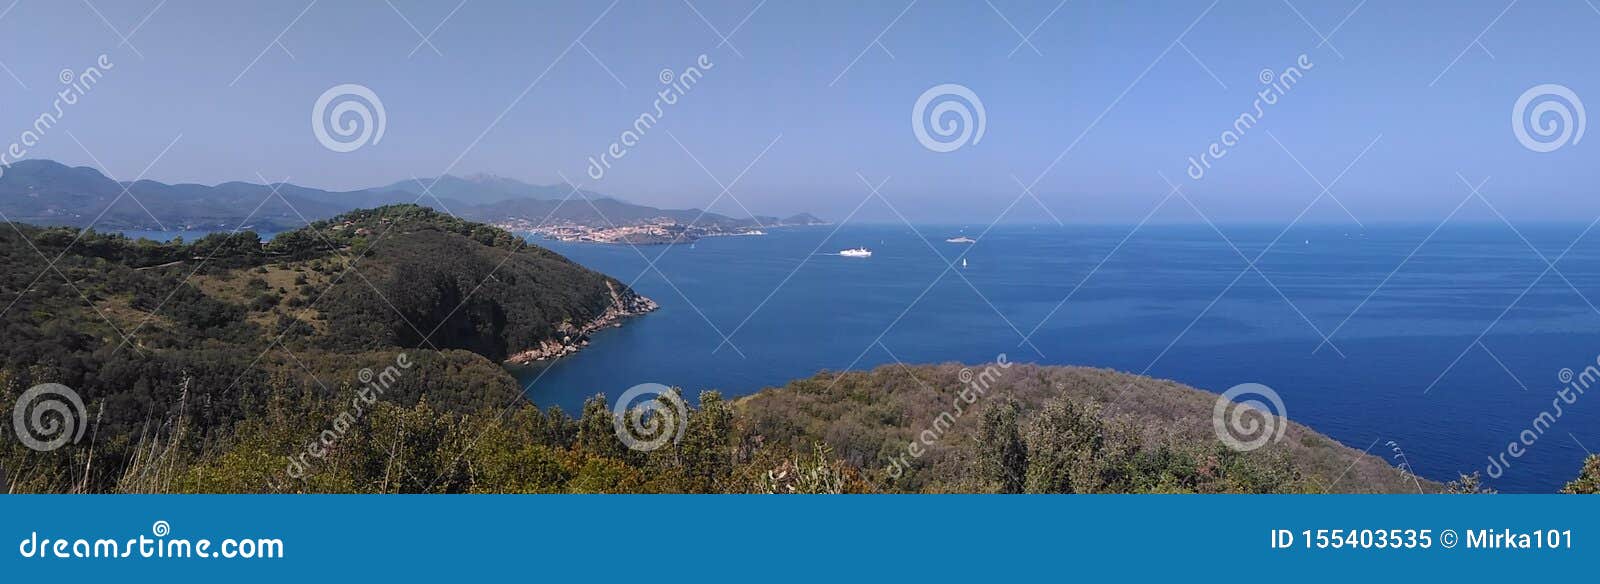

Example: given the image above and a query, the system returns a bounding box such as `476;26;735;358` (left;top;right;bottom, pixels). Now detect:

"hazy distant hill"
780;212;829;226
0;160;348;231
376;173;619;206
0;160;820;233
369;174;813;230
461;196;785;230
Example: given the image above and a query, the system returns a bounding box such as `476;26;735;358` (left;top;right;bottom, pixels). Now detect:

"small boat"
839;247;872;258
961;258;968;268
946;236;976;244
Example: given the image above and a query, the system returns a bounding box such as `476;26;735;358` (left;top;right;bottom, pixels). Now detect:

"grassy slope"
739;362;1434;493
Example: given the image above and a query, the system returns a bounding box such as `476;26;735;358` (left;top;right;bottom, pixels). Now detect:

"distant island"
0;159;827;241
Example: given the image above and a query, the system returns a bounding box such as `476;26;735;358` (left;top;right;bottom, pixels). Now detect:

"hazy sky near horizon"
1;0;1597;223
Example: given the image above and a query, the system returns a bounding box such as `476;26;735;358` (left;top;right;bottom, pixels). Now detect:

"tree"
1022;398;1105;493
576;394;624;460
678;390;733;492
1444;472;1496;494
976;399;1027;493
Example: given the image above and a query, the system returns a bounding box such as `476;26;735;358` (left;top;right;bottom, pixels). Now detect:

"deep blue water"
515;223;1600;493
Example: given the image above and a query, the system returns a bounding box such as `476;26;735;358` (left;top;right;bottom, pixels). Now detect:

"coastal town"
493;217;771;244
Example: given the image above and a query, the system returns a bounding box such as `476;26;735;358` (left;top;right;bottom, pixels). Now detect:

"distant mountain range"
376;173;621;206
0;159;827;233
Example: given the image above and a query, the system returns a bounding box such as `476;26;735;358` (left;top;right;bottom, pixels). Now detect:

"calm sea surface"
515;223;1600;493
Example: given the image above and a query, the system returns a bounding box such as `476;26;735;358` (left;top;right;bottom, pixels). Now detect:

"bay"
517;223;1600;493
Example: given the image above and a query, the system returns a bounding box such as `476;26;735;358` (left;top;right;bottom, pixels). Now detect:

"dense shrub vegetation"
739;364;1424;494
0;206;647;492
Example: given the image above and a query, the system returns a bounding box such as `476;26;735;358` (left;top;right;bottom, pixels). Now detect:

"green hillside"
0;205;652;492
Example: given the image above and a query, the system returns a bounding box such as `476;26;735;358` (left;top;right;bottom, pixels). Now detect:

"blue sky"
0;0;1596;223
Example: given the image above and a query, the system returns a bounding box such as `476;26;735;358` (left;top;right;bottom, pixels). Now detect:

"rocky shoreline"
505;281;658;364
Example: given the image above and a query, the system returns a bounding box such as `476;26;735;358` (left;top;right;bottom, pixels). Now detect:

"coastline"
498;220;825;246
504;281;658;365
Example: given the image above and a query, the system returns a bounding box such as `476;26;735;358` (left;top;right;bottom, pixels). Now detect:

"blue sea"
517;223;1600;493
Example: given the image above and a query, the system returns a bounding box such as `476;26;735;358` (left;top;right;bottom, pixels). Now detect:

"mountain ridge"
0;159;823;233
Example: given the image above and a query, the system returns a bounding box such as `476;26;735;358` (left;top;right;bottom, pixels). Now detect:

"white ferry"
839;247;872;258
945;236;976;244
